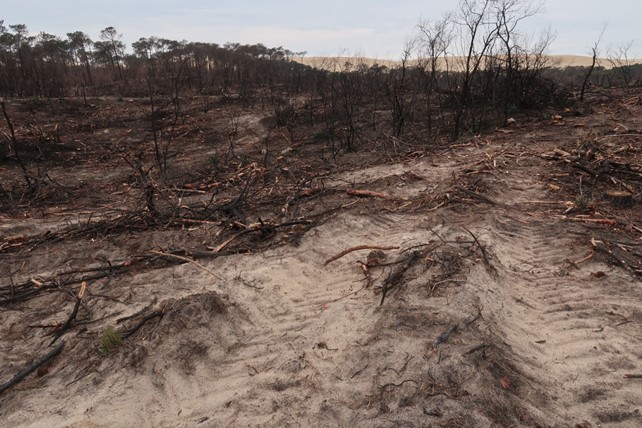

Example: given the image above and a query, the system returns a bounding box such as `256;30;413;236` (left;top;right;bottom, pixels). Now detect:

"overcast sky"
2;0;640;58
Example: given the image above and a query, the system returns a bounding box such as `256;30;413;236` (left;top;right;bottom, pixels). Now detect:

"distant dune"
546;55;642;68
296;55;642;70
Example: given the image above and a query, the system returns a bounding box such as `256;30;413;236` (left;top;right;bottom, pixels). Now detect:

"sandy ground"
1;95;642;427
297;55;642;70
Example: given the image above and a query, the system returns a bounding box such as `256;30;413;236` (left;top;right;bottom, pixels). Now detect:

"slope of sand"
1;94;642;427
297;54;642;70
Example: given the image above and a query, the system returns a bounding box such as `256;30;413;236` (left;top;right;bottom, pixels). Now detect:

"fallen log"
0;341;65;397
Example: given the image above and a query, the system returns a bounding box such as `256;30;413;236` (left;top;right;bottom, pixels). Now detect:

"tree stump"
604;190;635;208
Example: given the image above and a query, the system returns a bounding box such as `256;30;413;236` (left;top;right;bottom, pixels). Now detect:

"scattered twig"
50;282;87;345
380;251;420;305
351;363;369;379
322;284;367;305
148;250;224;280
324;245;399;266
597;134;642;141
423;407;443;417
558;216;618;225
455;186;498;205
1;100;33;187
466;307;483;325
115;300;158;325
64;368;94;387
346;189;399;200
213;235;239;253
357;261;373;287
623;374;642;379
569;252;594;266
463;227;493;272
123;309;165;339
433;324;458;347
380;379;418;390
430;279;482;293
571;162;598;177
592;238;641;277
463;343;491;355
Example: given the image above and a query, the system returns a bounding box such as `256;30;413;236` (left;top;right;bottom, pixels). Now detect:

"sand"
297;54;642;71
1;94;641;427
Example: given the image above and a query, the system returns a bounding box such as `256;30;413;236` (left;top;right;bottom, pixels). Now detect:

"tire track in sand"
480;154;642;426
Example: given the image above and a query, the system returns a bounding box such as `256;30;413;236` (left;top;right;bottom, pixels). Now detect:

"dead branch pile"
545;131;642;210
0;218;312;306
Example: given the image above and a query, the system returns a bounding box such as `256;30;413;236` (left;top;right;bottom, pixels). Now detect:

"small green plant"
99;326;123;356
208;153;220;170
575;194;593;209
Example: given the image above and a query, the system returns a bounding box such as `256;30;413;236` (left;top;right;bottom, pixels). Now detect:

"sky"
2;0;640;59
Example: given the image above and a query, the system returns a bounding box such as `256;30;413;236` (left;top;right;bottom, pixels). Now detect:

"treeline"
547;64;642;92
0;21;312;99
1;0;638;146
